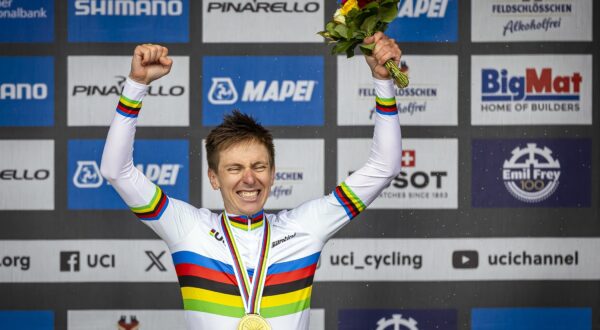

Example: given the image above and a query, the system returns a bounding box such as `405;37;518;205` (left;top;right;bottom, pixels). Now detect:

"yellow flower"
340;0;358;16
333;8;346;24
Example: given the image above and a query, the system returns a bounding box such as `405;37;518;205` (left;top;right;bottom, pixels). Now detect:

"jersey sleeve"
285;78;402;243
100;78;199;245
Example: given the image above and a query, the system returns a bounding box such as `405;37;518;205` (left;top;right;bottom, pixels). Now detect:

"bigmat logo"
339;309;456;330
0;140;54;210
338;139;457;209
202;56;324;126
472;308;591;330
68;56;189;126
472;0;592;42
202;139;324;210
387;0;457;42
0;57;54;126
68;139;188;210
337;55;457;126
68;0;189;42
0;0;53;42
203;0;323;42
472;139;591;208
0;311;54;329
472;55;592;125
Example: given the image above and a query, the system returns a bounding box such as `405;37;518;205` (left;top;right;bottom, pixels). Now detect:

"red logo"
401;150;415;167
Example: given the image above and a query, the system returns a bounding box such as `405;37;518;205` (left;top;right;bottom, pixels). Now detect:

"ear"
208;168;220;190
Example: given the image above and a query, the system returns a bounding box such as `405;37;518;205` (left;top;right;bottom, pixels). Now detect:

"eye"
254;164;268;172
227;166;242;173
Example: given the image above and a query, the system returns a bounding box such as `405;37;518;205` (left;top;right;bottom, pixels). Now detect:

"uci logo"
73;161;103;188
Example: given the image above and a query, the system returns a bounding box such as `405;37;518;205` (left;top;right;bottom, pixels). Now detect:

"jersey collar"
225;210;264;231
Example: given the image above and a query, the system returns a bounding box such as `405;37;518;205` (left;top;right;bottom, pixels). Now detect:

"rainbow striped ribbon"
220;213;271;315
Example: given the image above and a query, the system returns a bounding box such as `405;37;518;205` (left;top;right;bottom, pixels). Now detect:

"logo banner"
202;139;324;210
0;311;54;329
68;56;189;127
472;0;593;42
338;309;456;330
68;139;189;210
0;57;54;126
202;56;324;126
338;138;458;209
0;140;54;210
337;55;457;126
387;0;458;42
472;139;591;207
0;0;53;42
68;0;189;42
202;0;323;42
472;308;591;330
471;55;592;125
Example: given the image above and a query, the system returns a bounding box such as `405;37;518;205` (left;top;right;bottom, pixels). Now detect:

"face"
208;140;275;216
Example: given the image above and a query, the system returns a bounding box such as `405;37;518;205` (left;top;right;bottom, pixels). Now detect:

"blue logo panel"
0;57;54;126
338;309;456;330
202;56;324;126
387;0;458;42
0;311;54;329
68;139;189;210
0;0;54;42
472;139;591;208
472;308;591;330
68;0;189;42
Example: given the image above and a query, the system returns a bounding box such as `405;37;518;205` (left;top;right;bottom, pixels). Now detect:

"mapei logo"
207;77;317;105
398;0;449;18
502;143;560;203
376;314;419;330
73;160;182;188
74;0;184;16
481;68;582;102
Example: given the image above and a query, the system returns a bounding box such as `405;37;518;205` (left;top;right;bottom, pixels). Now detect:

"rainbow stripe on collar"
227;210;264;231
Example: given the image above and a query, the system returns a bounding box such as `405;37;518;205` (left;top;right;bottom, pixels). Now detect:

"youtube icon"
453;250;479;269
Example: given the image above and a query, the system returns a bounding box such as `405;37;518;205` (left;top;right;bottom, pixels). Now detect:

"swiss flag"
401;150;415;167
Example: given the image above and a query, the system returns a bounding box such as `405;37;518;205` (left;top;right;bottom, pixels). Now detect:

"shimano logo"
208;77;317;105
481;68;582;102
398;0;448;18
74;0;183;16
502;143;560;203
0;83;48;100
207;1;319;13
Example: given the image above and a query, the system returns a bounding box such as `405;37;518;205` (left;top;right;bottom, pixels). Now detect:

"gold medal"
237;314;271;330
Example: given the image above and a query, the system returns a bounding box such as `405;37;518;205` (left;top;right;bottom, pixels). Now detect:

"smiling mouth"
238;190;260;200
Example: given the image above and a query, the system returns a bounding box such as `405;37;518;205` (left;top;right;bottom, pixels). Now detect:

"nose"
241;168;256;185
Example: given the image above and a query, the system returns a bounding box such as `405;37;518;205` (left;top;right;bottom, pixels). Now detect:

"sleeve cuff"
373;78;395;99
122;77;149;101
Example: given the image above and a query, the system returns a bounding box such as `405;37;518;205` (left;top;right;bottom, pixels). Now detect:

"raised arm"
284;32;403;243
100;45;201;244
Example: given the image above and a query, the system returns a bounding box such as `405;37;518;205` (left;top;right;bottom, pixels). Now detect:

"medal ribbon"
221;213;271;315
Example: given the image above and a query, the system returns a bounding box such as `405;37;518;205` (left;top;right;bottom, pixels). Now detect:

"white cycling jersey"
100;77;402;330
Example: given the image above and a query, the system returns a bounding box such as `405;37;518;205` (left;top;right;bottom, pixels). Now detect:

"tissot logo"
452;250;479;269
145;251;166;272
401;150;415;167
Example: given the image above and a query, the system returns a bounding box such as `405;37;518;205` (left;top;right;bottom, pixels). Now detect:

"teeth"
239;191;258;197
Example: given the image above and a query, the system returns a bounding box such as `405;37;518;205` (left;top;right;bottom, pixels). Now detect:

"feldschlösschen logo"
502;143;560;203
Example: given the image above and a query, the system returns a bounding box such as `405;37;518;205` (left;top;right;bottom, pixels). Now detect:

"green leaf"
327;22;341;38
359;43;375;56
360;15;378;35
363;1;379;10
334;24;349;39
333;39;356;55
379;2;399;23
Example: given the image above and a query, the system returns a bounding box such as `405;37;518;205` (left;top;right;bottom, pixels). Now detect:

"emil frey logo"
376;314;419;330
502;143;560;203
482;68;582;102
73;160;103;188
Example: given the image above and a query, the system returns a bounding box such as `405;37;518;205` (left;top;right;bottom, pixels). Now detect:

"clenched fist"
129;44;173;85
363;32;402;80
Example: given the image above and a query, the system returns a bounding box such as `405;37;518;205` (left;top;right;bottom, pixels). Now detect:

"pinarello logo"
401;150;416;167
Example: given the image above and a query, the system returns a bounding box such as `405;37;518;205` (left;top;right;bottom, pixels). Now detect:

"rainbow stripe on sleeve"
173;251;319;318
130;186;169;221
333;182;366;220
375;96;398;115
116;95;142;118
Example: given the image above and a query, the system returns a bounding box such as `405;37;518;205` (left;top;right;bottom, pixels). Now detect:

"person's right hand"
128;44;173;85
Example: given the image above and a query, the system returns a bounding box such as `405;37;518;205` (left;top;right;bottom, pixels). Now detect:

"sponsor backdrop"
0;0;597;329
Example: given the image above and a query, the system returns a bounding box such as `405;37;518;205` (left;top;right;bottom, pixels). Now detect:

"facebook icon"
60;251;80;272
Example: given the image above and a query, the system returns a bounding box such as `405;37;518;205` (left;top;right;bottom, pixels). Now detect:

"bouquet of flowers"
318;0;409;88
